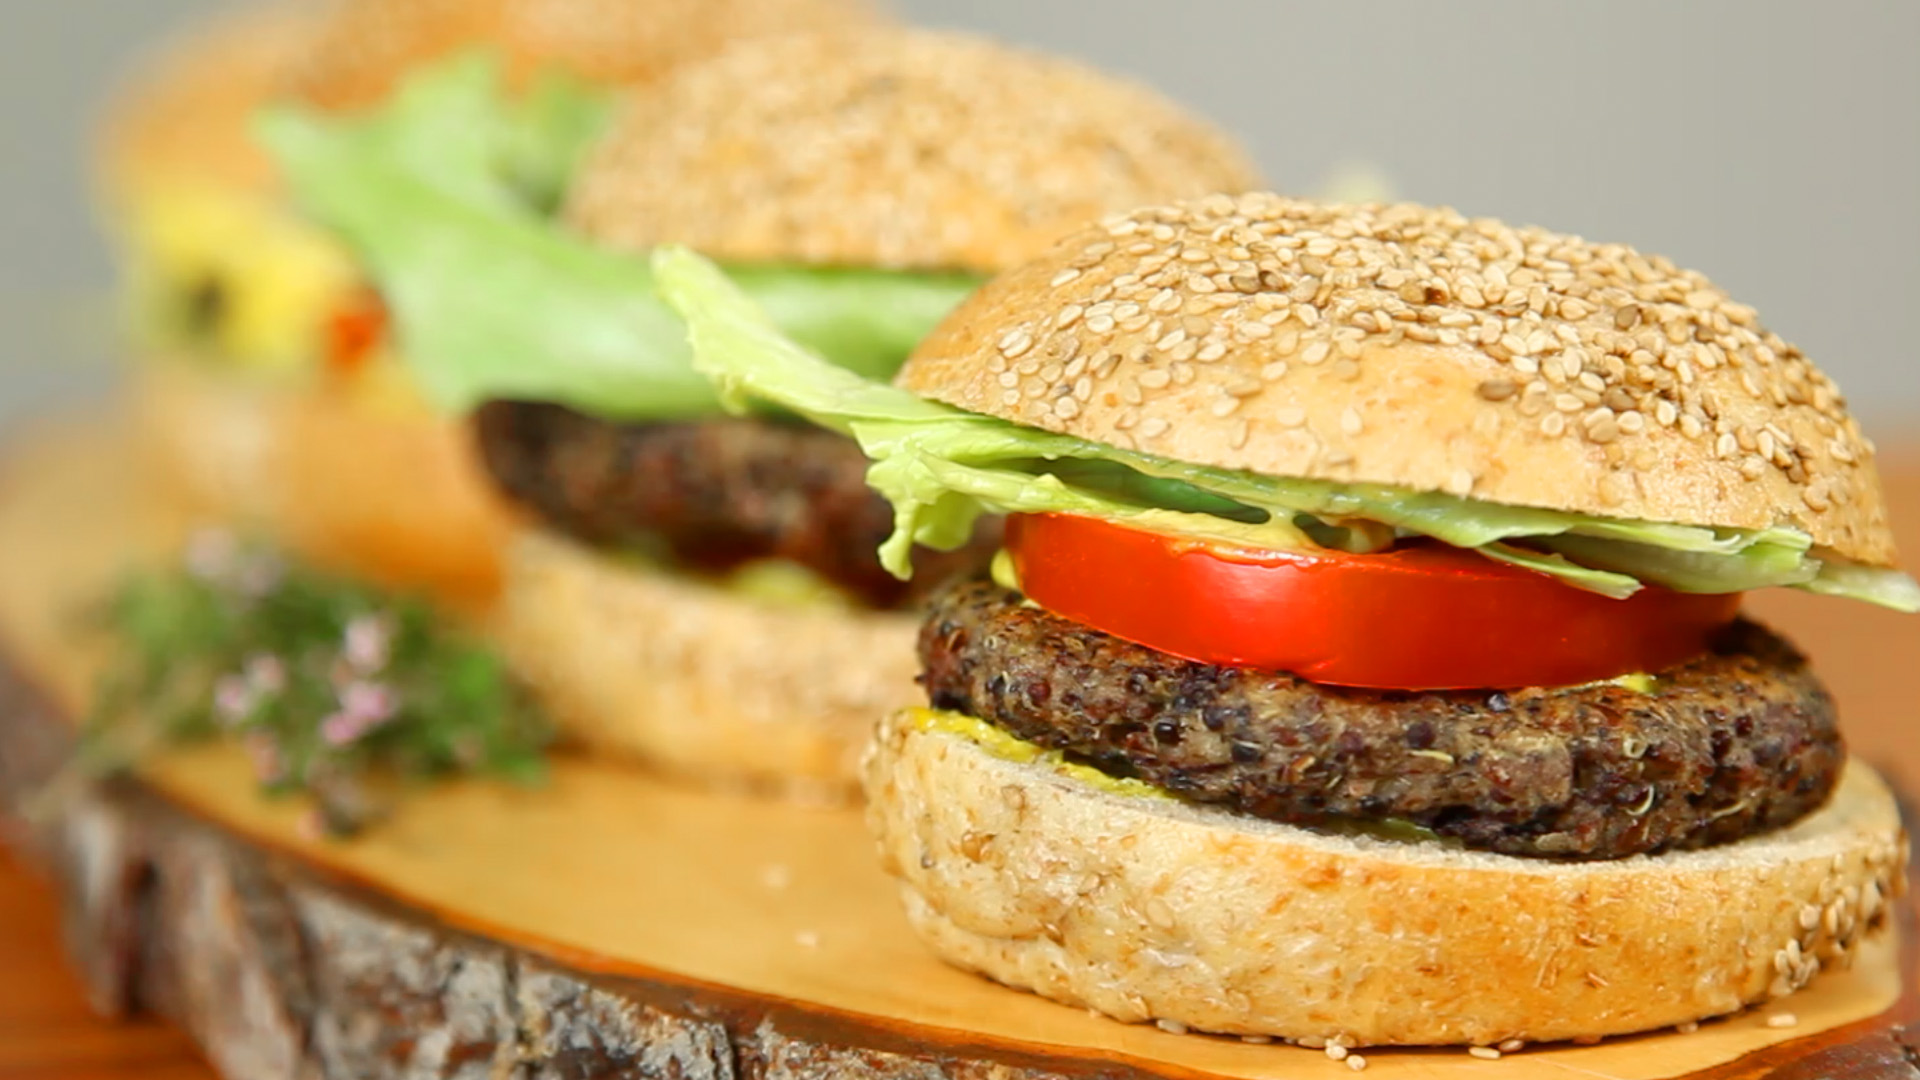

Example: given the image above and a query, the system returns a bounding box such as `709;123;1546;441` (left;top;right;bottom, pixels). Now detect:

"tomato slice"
1004;513;1741;690
324;288;388;377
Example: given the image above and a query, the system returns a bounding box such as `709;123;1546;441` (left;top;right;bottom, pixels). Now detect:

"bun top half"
96;4;319;201
899;194;1895;564
565;29;1266;275
288;0;878;110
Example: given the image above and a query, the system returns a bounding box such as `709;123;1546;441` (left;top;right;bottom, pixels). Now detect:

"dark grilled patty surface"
474;401;996;609
919;577;1843;860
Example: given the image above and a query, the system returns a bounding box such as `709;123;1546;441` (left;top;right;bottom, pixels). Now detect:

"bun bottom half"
863;710;1909;1047
134;364;510;603
496;530;922;800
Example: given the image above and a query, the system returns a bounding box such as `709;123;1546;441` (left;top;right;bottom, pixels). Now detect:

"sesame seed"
1766;1012;1798;1029
1340;407;1364;436
1469;1047;1501;1060
1675;1021;1700;1034
1302;340;1332;365
1155;1018;1189;1035
1345;1055;1367;1072
1326;1044;1349;1061
1229;418;1250;449
1497;1039;1525;1053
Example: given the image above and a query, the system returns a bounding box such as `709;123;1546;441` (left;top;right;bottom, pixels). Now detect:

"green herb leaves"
84;530;550;835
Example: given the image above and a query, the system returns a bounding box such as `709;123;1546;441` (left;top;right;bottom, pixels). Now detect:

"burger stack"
93;0;1916;1055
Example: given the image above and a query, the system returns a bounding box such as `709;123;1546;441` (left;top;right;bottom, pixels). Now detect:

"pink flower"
343;614;393;674
319;681;399;747
214;674;254;726
319;711;365;746
340;681;397;726
184;529;239;582
245;653;286;695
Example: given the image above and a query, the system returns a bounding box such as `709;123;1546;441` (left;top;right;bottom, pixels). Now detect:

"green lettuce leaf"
499;69;617;214
258;53;981;419
654;245;1920;611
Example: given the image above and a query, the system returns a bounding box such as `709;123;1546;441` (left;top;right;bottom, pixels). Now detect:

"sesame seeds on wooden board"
901;193;1897;564
566;29;1265;274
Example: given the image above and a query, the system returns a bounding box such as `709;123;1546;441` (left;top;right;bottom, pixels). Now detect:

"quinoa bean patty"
919;578;1844;860
475;401;996;608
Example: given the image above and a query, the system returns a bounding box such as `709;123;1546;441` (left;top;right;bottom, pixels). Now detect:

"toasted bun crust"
95;5;317;201
900;194;1898;565
566;29;1265;274
865;712;1909;1047
272;387;512;604
289;0;877;111
495;530;920;797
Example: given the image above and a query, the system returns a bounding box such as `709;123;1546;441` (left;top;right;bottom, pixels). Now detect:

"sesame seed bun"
898;193;1899;566
94;4;318;202
865;709;1909;1046
565;29;1265;274
288;0;879;111
494;529;921;797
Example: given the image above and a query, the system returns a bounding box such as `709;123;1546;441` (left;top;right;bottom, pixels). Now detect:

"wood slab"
0;414;1915;1080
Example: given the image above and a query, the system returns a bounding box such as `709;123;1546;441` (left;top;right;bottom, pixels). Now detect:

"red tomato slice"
324;288;388;377
1005;513;1741;690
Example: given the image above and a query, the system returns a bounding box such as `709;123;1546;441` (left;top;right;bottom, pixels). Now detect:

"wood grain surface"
1;418;1916;1080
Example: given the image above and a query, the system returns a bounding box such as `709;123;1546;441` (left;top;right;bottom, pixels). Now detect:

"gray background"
2;0;1915;429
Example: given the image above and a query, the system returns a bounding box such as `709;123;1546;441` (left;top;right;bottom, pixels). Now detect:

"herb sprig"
82;529;550;835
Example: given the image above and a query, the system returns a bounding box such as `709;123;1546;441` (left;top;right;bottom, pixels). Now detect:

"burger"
263;28;1265;795
650;194;1917;1047
95;4;342;524
98;0;874;600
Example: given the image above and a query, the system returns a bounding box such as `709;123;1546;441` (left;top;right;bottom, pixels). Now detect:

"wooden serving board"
1;413;1916;1080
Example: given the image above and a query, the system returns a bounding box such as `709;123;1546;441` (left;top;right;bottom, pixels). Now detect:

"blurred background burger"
266;25;1263;795
90;0;878;601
